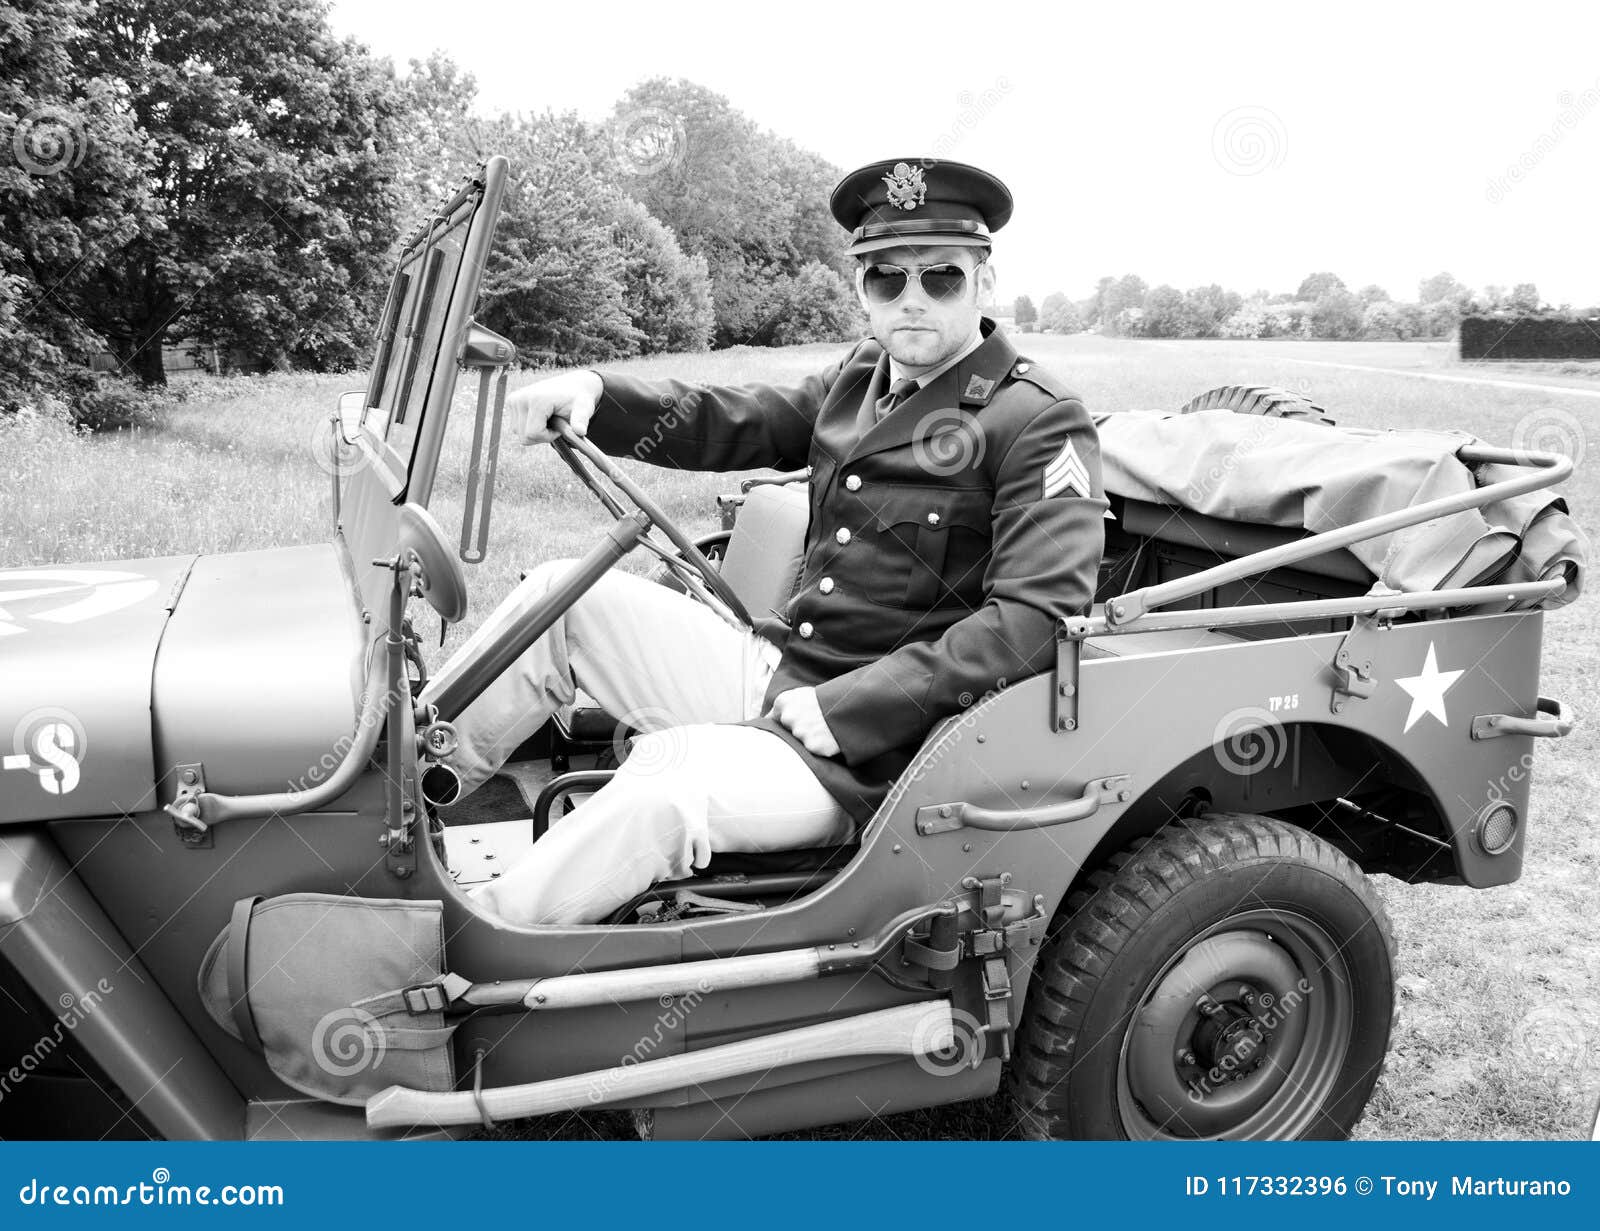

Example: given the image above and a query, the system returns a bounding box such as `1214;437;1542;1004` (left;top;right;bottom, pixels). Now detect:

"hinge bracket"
1330;613;1390;714
1054;617;1086;733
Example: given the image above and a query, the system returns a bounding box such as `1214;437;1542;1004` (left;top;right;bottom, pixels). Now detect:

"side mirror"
337;390;367;443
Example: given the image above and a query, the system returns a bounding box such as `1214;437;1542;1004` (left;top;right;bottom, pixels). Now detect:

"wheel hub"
1124;930;1309;1136
1194;1007;1268;1074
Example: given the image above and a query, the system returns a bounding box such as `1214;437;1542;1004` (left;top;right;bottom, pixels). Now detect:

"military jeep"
0;158;1582;1141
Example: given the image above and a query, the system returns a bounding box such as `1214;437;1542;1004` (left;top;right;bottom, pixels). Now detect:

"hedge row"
1459;316;1600;361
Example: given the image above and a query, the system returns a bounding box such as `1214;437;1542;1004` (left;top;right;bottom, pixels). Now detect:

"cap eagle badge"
882;162;927;211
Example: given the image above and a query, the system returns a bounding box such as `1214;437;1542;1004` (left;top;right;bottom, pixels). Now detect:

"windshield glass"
361;194;476;473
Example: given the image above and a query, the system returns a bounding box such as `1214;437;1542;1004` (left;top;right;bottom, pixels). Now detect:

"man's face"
856;244;994;372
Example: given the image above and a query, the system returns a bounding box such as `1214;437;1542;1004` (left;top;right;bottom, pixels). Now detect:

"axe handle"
367;1000;952;1130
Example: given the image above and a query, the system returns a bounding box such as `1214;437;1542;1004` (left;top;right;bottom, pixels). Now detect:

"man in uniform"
425;158;1107;927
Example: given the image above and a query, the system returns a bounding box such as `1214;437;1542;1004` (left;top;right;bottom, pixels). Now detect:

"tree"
1100;274;1147;333
609;196;715;354
1139;285;1190;338
607;78;848;347
763;261;863;347
391;50;481;215
468;112;640;365
1296;272;1346;301
1;0;151;417
1509;282;1541;314
1357;283;1391;305
75;1;410;382
1039;292;1081;333
1182;284;1242;336
1418;271;1469;309
1014;294;1038;327
1310;288;1366;339
1419;300;1460;337
1362;300;1410;340
1086;275;1115;328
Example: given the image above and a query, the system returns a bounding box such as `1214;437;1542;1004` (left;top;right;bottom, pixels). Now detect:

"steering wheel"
549;422;754;631
398;502;469;622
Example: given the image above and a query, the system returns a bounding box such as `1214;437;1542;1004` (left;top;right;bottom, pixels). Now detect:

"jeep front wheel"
1009;813;1395;1140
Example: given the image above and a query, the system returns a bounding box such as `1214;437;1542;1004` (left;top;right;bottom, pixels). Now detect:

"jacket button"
835;527;851;545
819;577;834;594
844;474;862;491
798;621;814;638
927;511;940;525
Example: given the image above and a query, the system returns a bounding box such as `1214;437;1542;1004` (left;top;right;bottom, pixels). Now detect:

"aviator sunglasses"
861;258;986;306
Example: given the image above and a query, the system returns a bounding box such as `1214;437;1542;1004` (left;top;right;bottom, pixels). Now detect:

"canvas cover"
198;894;456;1105
1093;408;1586;610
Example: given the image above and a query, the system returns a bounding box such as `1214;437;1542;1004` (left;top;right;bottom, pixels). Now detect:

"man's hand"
511;370;605;445
767;687;840;758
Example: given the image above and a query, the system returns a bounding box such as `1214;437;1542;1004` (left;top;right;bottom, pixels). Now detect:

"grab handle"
1471;696;1574;740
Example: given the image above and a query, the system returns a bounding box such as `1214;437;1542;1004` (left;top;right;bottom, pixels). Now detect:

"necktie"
874;377;918;422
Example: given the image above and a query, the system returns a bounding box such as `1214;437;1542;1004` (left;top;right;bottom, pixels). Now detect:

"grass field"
3;334;1596;1140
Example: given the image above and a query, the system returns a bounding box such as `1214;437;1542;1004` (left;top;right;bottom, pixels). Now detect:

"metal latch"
1330;614;1388;714
164;762;211;847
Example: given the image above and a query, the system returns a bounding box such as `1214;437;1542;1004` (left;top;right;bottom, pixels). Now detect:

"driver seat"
557;480;811;743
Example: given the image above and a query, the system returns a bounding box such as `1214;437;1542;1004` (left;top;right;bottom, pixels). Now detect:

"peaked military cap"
830;158;1014;256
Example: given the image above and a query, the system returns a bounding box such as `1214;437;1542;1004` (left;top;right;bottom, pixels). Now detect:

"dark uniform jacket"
587;317;1107;827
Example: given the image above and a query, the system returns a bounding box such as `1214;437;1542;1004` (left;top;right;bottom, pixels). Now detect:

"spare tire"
1178;384;1334;426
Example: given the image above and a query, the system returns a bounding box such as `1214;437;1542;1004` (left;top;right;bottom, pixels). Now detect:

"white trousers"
420;560;853;926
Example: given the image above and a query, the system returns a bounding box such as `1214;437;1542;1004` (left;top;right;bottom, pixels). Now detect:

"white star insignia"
1394;641;1464;733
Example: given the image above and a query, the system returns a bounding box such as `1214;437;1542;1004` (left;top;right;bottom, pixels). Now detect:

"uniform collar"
887;326;986;391
948;316;1019;408
843;317;1018;465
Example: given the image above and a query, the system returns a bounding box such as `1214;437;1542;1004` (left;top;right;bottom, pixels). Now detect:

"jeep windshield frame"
348;156;508;506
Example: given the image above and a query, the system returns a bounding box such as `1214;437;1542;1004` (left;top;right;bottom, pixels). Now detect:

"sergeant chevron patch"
1042;437;1090;499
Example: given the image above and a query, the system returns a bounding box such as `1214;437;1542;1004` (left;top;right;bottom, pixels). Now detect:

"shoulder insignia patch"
962;374;995;401
1042;436;1091;500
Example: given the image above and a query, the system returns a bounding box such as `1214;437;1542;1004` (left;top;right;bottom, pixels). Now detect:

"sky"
328;0;1600;309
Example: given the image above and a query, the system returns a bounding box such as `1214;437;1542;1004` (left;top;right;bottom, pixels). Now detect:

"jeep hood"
0;556;191;821
0;545;366;824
